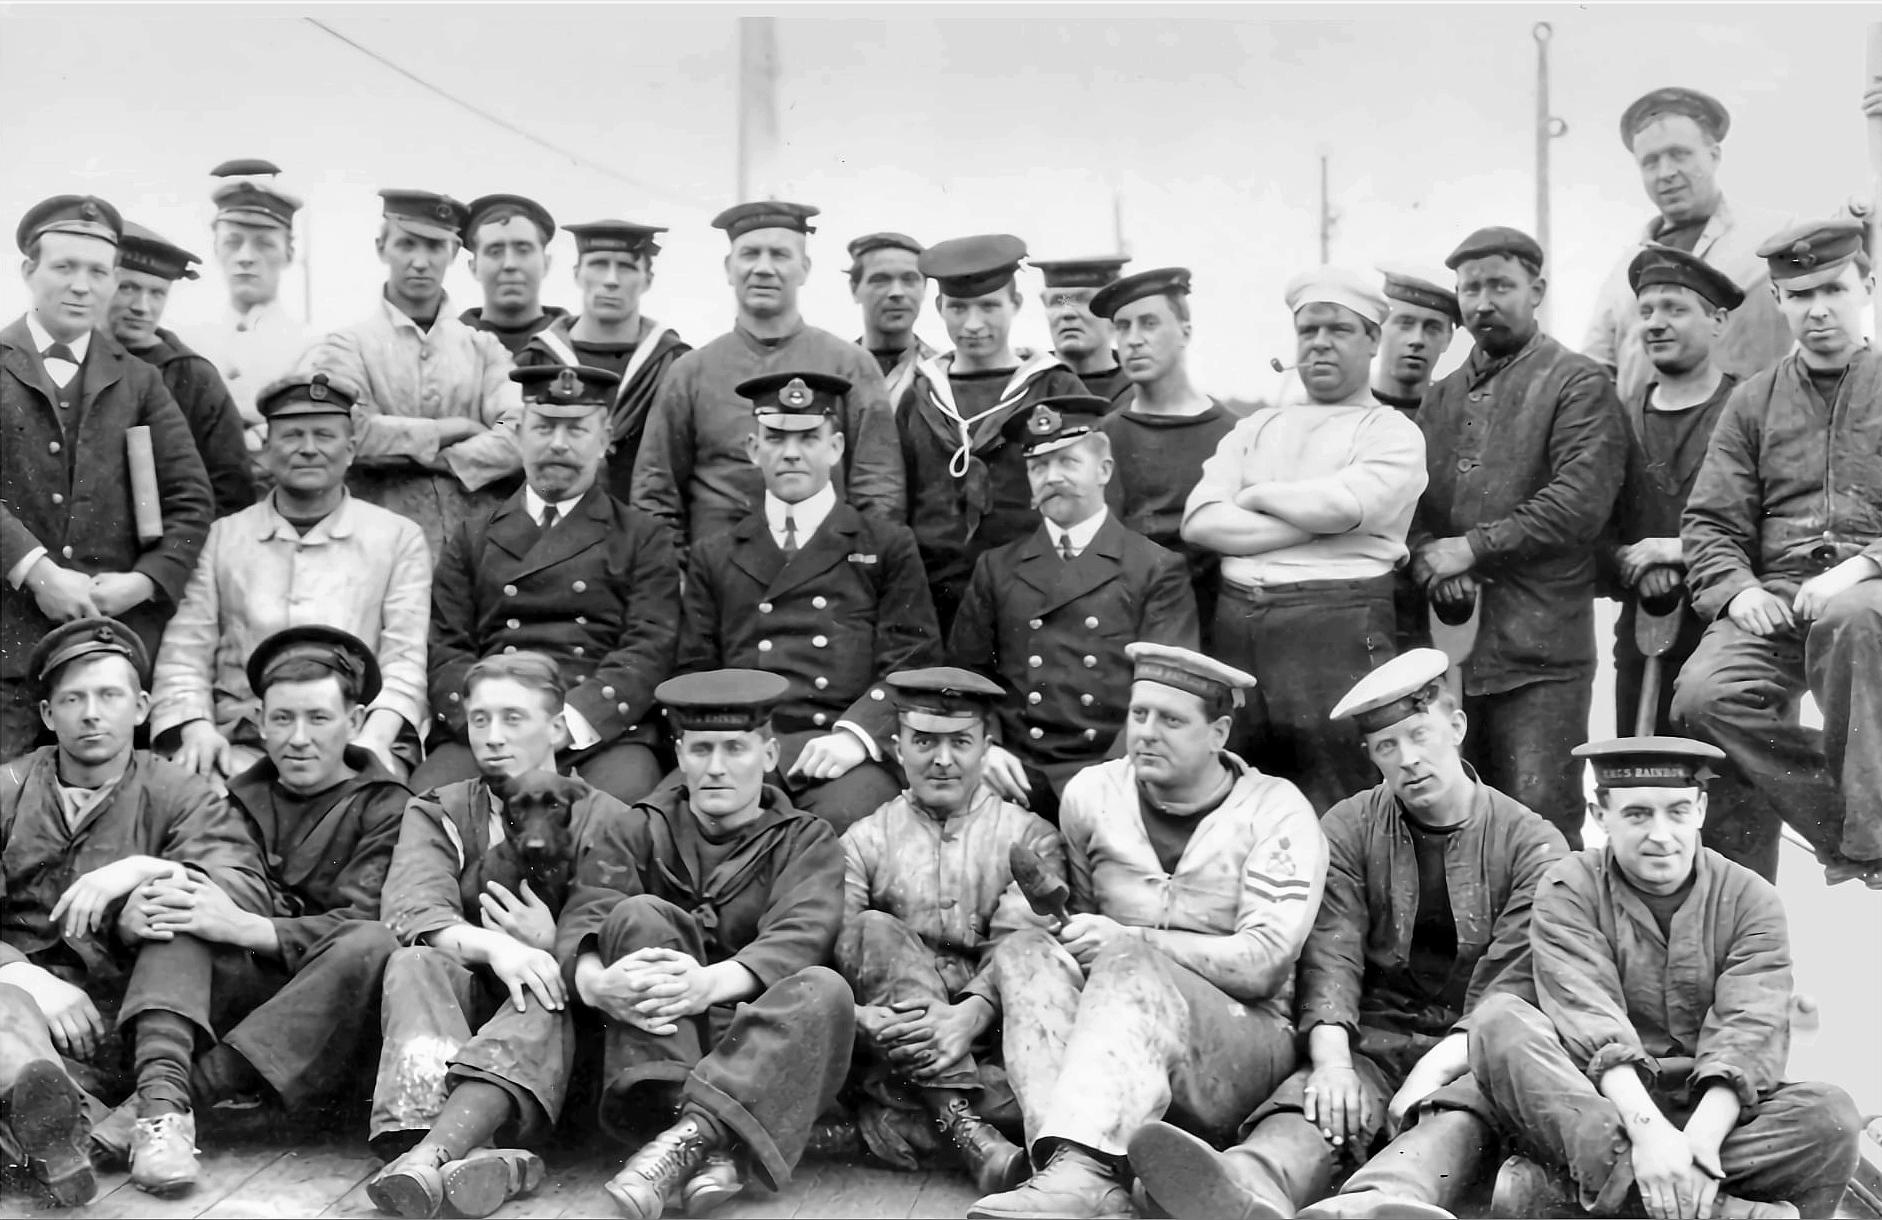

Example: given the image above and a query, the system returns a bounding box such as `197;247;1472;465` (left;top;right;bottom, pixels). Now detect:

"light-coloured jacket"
150;492;432;740
184;298;314;435
1059;754;1328;1015
1582;196;1796;404
300;293;522;555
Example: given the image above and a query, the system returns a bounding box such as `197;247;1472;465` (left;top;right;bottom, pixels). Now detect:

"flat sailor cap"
1285;265;1390;326
655;669;792;733
920;234;1028;299
464;194;556;243
118;220;201;281
1031;255;1131;290
1090;267;1192;320
847;231;924;265
712;201;819;240
1329;648;1451;734
1378;265;1462;325
1126;642;1257;710
1572;736;1725;788
1628;244;1745;310
565;219;667;260
247;625;382;704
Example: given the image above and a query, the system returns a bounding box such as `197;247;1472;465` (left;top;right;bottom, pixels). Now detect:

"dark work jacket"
1596;375;1736;604
429;482;680;746
0;319;213;681
126;327;256;518
679;502;940;756
1;748;268;973
1682;348;1882;622
948;515;1197;782
225;746;410;972
558;783;844;989
1297;776;1567;1049
1411;331;1626;694
382;773;631;946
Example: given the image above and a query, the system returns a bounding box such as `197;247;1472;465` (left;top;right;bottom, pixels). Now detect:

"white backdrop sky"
0;3;1874;399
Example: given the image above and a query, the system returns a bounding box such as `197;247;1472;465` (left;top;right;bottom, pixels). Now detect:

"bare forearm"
701;960;761;1008
1307;1022;1354;1068
1681;1085;1741;1159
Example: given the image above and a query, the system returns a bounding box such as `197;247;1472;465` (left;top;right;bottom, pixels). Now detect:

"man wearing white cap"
185;159;313;447
1182;267;1427;813
969;643;1325;1219
1133;649;1567;1220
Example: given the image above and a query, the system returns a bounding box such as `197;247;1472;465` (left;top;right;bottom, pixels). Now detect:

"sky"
1;3;1876;401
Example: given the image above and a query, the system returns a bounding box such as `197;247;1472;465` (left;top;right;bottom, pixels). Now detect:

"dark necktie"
539;505;560;532
782;514;800;558
43;343;79;365
1059;532;1078;562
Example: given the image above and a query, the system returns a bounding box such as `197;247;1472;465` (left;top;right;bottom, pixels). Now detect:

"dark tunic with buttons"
947;514;1199;800
125;327;255;518
679;501;941;770
427;482;679;750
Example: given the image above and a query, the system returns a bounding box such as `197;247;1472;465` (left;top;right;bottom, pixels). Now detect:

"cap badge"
1029;405;1061;435
780;377;813;408
552;369;582;399
308;376;329;402
434;202;452;220
92;625;116;643
78;201;99;222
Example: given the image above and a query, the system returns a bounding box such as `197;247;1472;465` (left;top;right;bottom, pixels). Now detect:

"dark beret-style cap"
564;219;667;260
1003;394;1110;457
1445;226;1545;272
118;220;201;282
737;370;851;431
511;364;621;414
1031;255;1131;290
1572;735;1724;789
29;617;149;691
17;195;122;253
258;371;358;420
1090;267;1192;321
919;234;1028;299
656;669;793;733
1628;244;1745;310
211;158;284;178
1619;87;1730;149
1756;217;1867;289
246;624;382;705
379;189;470;242
712;201;820;241
464;194;556;243
847;232;924;264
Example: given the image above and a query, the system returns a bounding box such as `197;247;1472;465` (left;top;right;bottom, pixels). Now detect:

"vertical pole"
1113;190;1128;258
737;16;781;201
1319;154;1331;264
1535;22;1554;333
300;211;314;326
1866;24;1881;335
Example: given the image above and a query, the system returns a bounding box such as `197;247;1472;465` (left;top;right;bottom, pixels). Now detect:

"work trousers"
592;895;855;1191
1462;676;1593;850
412;740;663;808
1672;584;1882;874
369;945;572;1151
1468;994;1862;1219
1214;576;1396;814
992;929;1296;1161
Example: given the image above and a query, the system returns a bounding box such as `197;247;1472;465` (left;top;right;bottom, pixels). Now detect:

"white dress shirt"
1049;506;1109;558
764;483;837;551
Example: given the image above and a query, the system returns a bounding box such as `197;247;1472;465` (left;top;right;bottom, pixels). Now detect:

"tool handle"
126;426;163;546
1634;657;1664;738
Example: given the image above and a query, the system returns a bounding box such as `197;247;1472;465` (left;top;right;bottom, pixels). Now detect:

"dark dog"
479;769;585;917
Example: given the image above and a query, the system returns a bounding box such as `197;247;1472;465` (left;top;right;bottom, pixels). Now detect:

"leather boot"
1128;1120;1296;1220
367;1143;452;1218
803;1113;869;1161
87;1096;137;1170
8;1059;95;1207
441;1148;545;1218
129;1110;199;1196
968;1143;1135;1219
604;1114;718;1220
924;1090;1028;1195
1300;1109;1490;1219
680;1150;744;1215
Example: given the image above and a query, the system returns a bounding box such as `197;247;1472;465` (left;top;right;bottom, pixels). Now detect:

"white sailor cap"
1284;265;1390;327
1126;642;1258;711
1329;648;1452;733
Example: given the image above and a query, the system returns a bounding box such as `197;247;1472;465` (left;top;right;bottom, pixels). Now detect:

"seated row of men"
0;616;1863;1220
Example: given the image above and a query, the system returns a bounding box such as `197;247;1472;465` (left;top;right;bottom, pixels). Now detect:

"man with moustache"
1605;247;1746;737
1093;267;1236;638
1469;737;1861;1220
1583;89;1793;405
1370;269;1460;419
837;667;1060;1194
949;398;1197;820
1;195;213;763
368;652;630;1219
1032;257;1132;403
185;159;312;445
898;235;1088;629
967;644;1324;1219
458;194;568;356
149;373;430;784
302;190;522;557
679;371;939;832
1409;228;1625;849
557;670;851;1220
1184;268;1427;813
516;220;691;500
418;364;678;803
631;202;902;559
1132;649;1567;1220
1674;218;1882;886
848;231;935;406
106;222;254;517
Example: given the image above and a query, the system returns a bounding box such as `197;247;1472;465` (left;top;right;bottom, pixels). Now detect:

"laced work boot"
367;1143;452;1218
128;1110;199;1196
926;1092;1028;1195
680;1149;744;1215
604;1114;718;1220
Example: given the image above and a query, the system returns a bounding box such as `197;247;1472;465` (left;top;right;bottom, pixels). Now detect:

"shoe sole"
366;1168;443;1218
131;1171;198;1197
1125;1122;1288;1220
1298;1199;1457;1220
604;1175;666;1220
443;1150;545;1218
11;1061;96;1207
681;1176;743;1216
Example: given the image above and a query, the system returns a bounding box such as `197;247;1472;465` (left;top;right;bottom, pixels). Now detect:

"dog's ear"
549;774;588;810
489;770;519;806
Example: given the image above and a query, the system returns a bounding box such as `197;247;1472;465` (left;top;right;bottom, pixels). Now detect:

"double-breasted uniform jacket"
224;746;410;971
429;483;680;749
679;502;941;764
1;320;214;684
947;514;1198;788
126;327;255;518
1;748;269;976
